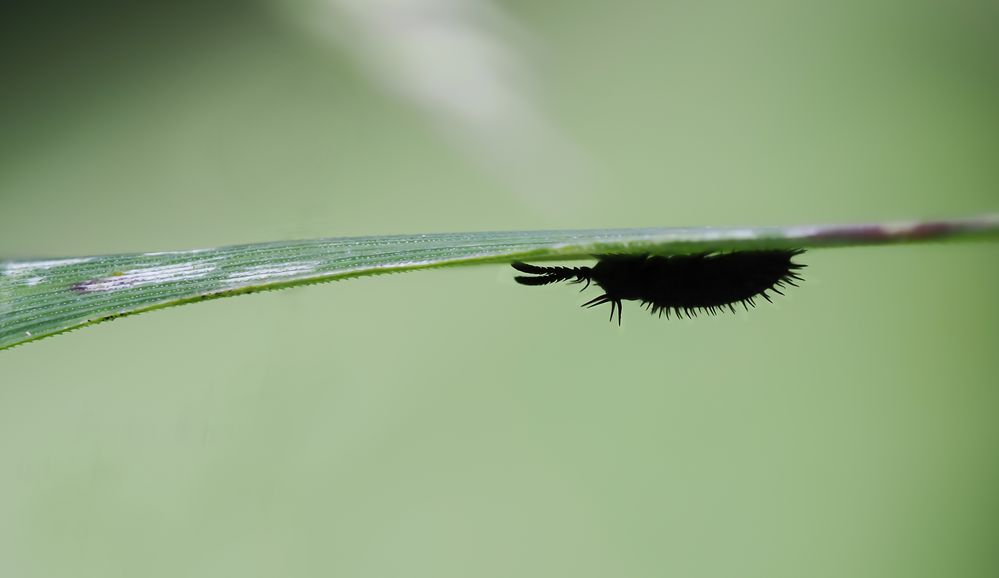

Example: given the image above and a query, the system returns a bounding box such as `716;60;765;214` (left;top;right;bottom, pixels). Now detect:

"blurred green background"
2;0;998;576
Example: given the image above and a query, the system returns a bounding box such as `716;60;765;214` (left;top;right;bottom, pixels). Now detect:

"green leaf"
2;215;997;350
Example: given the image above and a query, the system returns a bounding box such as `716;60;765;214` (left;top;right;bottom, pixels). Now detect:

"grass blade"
2;214;997;350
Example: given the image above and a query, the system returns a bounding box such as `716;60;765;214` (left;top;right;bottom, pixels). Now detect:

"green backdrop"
2;0;997;576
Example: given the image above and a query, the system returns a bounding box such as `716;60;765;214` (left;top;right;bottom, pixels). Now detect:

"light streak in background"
284;0;591;213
